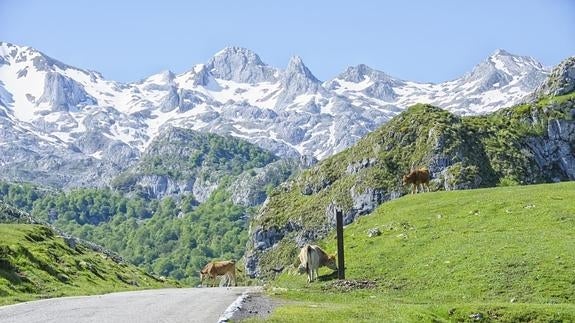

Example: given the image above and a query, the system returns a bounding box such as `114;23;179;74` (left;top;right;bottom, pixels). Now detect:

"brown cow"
297;245;337;282
199;260;237;287
402;167;430;194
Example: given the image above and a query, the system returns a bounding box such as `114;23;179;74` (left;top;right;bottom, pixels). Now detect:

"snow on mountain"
0;41;550;188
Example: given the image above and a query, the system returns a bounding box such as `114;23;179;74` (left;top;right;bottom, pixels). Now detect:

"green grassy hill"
261;182;575;322
0;205;177;305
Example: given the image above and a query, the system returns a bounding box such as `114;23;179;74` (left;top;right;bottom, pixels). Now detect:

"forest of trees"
0;180;251;285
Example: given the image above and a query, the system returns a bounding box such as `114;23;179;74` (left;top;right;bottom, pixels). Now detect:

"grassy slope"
254;93;575;276
258;182;575;322
0;224;177;306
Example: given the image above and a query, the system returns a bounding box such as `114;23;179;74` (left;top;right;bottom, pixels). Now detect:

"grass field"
255;182;575;322
0;224;177;305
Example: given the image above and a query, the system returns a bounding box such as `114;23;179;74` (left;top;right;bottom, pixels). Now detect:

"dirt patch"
324;279;378;292
227;291;282;321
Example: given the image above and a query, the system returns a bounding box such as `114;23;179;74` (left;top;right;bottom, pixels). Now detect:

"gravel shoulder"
227;290;282;321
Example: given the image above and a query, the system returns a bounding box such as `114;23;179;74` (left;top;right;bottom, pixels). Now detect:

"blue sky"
1;0;574;83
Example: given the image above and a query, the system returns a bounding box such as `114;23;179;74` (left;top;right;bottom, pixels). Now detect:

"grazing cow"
199;260;237;287
297;244;337;283
402;167;430;194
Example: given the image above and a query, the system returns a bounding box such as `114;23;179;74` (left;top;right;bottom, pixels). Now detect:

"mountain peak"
206;46;276;83
275;55;321;107
141;69;175;85
211;46;265;65
491;49;512;57
0;42;77;75
338;64;396;83
458;49;547;92
285;55;319;83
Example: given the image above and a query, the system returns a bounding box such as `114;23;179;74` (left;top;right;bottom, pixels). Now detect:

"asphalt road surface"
0;287;250;323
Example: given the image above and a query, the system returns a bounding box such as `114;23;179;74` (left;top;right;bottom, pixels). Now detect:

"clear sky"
1;0;574;83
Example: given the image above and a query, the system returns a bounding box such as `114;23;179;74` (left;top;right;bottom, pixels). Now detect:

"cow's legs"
307;268;312;283
222;272;235;287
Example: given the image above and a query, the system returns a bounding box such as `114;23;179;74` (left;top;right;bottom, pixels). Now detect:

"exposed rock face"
192;176;219;203
0;117;131;188
228;159;301;207
275;56;322;108
251;226;286;252
534;56;575;97
349;187;390;221
38;72;96;112
331;64;402;102
206;47;277;84
527;119;575;180
346;158;377;174
135;175;194;199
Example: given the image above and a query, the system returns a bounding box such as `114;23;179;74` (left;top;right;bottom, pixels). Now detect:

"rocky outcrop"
526;118;575;181
206;47;277;84
38;72;96;111
534;56;575;97
346;158;377;174
228;159;301;207
192;176;219;203
138;175;194;199
275;56;322;108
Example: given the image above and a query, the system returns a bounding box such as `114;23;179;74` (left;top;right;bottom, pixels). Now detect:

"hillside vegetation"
111;126;279;200
0;205;176;305
260;182;575;322
248;92;575;277
0;182;249;285
0;127;301;285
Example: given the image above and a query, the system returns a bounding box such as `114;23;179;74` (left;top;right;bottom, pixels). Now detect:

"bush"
497;176;519;187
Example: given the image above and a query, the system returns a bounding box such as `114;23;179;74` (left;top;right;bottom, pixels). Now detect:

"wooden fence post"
336;208;345;279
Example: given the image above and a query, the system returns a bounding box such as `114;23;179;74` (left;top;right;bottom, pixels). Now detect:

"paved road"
0;287;250;323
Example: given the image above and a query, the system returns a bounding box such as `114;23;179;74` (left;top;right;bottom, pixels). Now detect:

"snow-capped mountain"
0;42;549;188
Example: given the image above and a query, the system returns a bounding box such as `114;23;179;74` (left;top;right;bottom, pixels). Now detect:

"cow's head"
402;175;408;185
402;172;415;185
326;254;338;271
199;269;208;284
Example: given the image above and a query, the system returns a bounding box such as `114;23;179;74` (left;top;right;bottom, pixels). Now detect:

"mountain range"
0;42;550;188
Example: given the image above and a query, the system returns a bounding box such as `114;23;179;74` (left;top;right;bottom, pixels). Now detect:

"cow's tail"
306;245;312;274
